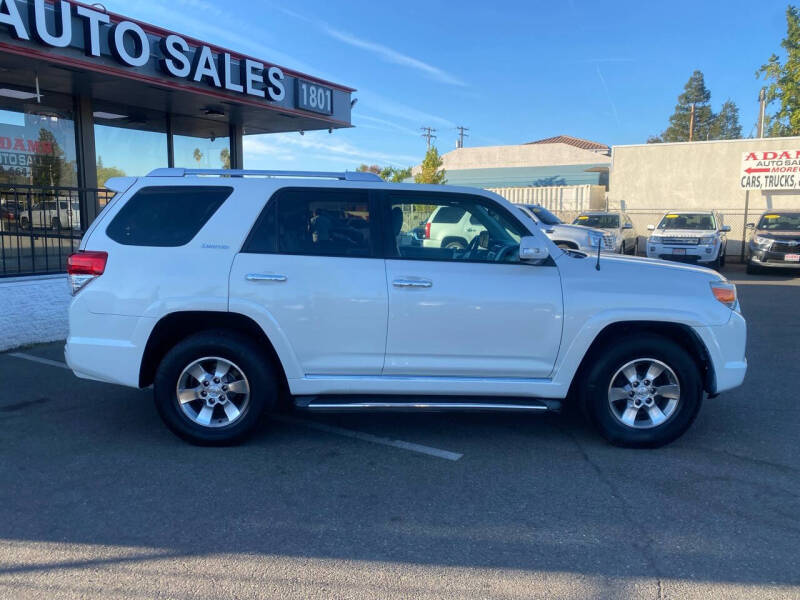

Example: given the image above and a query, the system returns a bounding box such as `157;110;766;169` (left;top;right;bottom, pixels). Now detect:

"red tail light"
67;251;107;295
425;221;431;239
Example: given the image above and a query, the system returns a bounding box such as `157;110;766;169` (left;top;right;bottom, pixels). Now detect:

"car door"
381;191;563;379
229;187;388;375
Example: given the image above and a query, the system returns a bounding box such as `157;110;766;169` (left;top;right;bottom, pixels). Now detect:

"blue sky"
98;0;793;172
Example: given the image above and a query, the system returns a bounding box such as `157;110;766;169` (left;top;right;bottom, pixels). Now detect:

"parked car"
746;210;800;274
516;204;615;254
0;202;15;231
646;211;730;269
572;211;638;254
21;198;81;230
65;168;747;449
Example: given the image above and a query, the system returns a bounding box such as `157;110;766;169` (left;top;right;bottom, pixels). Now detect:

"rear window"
432;206;466;224
106;186;232;247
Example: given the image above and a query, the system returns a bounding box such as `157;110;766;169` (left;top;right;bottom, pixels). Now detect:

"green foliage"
220;148;231;169
96;155;125;188
413;146;446;184
662;71;715;142
193;148;204;165
757;5;800;136
654;71;741;142
709;100;742;140
31;129;64;187
356;164;412;182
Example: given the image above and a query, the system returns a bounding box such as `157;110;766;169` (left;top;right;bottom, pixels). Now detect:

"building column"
229;123;244;169
73;95;98;228
166;114;175;168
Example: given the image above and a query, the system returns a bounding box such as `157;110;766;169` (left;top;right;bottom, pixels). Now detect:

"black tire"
51;217;60;230
579;333;703;448
443;239;467;250
620;241;626;254
719;251;726;268
153;330;278;445
746;260;761;275
19;216;29;229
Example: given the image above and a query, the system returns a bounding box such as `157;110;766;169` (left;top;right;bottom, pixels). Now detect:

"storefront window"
173;134;231;170
94;121;168;186
0;101;78;188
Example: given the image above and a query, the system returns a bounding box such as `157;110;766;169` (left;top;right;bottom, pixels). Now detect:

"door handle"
246;273;287;282
393;278;432;288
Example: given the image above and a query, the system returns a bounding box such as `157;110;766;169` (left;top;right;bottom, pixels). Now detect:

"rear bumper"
692;311;747;394
65;297;154;387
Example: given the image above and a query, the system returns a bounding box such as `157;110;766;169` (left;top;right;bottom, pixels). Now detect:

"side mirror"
544;227;555;234
623;223;633;229
647;224;655;231
746;222;755;230
519;235;550;263
721;225;731;233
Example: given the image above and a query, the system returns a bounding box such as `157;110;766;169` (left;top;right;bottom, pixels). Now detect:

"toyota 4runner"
65;169;747;448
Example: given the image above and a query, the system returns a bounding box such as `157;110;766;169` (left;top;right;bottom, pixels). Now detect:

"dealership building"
0;0;353;349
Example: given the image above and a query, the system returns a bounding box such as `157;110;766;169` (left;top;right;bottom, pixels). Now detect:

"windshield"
526;205;562;225
657;213;715;231
574;214;619;228
757;212;800;231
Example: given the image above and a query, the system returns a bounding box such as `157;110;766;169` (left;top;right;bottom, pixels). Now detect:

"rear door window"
243;188;374;258
106;186;232;247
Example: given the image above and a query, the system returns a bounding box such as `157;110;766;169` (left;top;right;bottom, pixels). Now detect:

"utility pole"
688;103;695;142
420;126;437;150
758;87;767;138
456;125;469;149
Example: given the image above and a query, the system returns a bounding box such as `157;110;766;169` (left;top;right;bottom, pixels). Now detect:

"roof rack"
146;168;383;182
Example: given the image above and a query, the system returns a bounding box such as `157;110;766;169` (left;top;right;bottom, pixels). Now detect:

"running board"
294;396;561;413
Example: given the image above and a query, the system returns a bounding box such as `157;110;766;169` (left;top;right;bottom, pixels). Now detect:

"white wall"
488;184;607;213
0;275;69;351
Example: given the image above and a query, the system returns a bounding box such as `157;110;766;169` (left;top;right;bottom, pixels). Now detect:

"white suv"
65;169;747;448
647;211;730;269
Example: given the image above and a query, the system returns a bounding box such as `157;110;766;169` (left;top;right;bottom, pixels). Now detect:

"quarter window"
106;186;232;247
244;188;373;258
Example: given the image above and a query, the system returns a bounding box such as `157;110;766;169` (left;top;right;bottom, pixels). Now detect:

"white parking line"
4;352;464;461
7;352;70;370
274;415;464;461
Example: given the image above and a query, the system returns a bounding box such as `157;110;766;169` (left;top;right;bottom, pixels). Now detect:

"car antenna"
595;235;602;271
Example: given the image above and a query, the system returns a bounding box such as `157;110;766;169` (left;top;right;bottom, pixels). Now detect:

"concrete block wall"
0;275;69;351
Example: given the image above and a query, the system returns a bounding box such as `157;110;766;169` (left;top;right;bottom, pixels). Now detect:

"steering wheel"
494;243;519;263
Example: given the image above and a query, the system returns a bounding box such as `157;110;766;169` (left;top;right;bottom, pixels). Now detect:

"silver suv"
647;211;730;269
572;211;638;254
517;204;614;254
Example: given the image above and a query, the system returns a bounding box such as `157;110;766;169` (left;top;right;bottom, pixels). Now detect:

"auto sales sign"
740;150;800;190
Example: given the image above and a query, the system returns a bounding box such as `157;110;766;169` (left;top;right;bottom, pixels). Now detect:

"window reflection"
173;134;230;170
94;121;168;185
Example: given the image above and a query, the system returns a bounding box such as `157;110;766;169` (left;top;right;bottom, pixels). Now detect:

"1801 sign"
296;80;333;115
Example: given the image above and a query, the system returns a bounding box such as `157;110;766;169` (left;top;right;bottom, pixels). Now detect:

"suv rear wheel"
579;334;703;448
154;331;277;445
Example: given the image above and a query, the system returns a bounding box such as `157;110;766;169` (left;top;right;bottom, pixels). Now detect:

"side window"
106;186;232;247
243;188;373;258
387;193;526;264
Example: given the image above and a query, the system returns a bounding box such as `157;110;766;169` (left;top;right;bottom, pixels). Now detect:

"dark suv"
746;210;800;274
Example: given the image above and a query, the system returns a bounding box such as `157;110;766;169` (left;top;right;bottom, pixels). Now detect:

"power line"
420;126;437;149
456;125;469;149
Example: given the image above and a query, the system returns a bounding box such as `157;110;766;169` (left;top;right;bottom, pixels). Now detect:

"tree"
220;148;231;169
96;155;125;188
356;164;381;174
193;148;204;166
757;5;800;136
413;146;446;184
387;166;412;182
661;70;715;142
709;100;742;140
31;129;65;187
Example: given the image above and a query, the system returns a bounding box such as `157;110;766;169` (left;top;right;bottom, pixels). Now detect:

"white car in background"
572;211;638;254
646;211;730;269
21;198;81;231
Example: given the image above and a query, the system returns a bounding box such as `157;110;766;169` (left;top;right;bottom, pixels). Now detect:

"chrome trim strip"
246;273;288;282
302;401;550;412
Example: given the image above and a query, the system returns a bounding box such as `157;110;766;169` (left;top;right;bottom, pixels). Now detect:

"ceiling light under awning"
93;111;128;120
0;88;39;100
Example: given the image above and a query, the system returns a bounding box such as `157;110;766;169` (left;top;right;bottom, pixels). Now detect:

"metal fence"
0;185;114;277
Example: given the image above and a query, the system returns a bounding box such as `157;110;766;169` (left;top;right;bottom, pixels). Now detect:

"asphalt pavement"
0;264;799;599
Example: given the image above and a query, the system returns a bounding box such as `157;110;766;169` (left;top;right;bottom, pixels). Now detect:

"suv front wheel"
154;331;277;445
579;334;703;448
